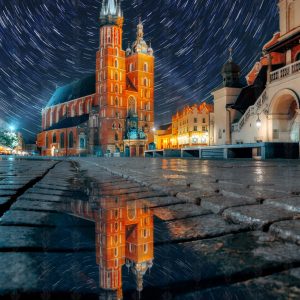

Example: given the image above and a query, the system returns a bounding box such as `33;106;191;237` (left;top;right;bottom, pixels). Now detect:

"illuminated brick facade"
37;0;155;156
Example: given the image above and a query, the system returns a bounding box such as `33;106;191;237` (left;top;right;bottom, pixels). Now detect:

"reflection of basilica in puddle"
68;185;154;300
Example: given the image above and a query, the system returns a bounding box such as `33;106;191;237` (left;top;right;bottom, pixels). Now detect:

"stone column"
267;53;273;84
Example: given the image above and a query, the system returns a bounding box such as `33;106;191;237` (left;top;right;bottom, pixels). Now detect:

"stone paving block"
0;252;99;296
11;200;63;212
98;187;149;196
136;231;300;293
221;187;289;201
264;197;300;213
223;204;297;229
19;193;67;203
0;190;17;197
174;268;300;300
0;226;94;251
0;184;26;190
149;183;192;196
269;220;300;245
0;197;10;206
153;204;211;221
201;195;257;214
33;183;73;191
0;210;94;228
141;196;185;208
176;189;219;204
154;214;248;243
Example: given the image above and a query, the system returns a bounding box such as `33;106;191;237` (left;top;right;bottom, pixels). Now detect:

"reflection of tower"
96;197;125;300
68;194;154;298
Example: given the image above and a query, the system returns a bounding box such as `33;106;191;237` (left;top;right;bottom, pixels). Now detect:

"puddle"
66;179;154;300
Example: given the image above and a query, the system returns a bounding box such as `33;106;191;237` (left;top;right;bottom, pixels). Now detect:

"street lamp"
256;115;262;128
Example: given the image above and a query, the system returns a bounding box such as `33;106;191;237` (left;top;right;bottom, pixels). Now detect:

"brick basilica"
37;0;155;157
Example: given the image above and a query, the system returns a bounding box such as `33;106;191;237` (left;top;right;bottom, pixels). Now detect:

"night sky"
0;0;278;142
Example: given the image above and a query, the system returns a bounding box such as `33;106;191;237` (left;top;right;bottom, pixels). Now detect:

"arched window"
60;132;65;148
144;78;148;86
115;72;118;81
79;103;83;115
115;85;118;93
71;106;75;117
118;123;122;129
52;133;57;143
114;59;118;68
112;123;116;129
128;96;136;114
115;133;119;141
115;97;119;106
69;132;74;148
115;47;119;56
80;137;86;149
144;62;148;72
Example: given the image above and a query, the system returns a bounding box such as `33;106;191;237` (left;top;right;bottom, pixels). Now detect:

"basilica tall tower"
96;0;155;156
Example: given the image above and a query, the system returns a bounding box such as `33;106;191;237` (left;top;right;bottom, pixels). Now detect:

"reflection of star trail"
0;0;278;141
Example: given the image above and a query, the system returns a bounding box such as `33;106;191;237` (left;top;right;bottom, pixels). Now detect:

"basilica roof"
46;74;95;108
45;114;89;131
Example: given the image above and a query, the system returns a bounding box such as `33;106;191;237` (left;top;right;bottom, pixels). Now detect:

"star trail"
0;0;278;141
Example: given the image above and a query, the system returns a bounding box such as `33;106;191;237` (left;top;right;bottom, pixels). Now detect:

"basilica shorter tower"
37;0;155;157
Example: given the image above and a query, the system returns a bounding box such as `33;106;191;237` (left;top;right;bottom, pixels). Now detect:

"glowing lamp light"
9;125;15;132
256;115;262;128
152;127;156;132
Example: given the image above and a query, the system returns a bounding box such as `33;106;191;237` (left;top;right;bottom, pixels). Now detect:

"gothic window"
114;248;118;257
69;132;74;148
115;85;118;93
118;123;122;129
143;78;148;86
71;106;75;117
114;59;118;68
144;244;148;254
52;133;57;143
112;123;116;129
115;97;119;106
60;133;64;148
115;72;118;81
115;133;119;141
128;96;136;114
80;137;86;149
144;62;148;72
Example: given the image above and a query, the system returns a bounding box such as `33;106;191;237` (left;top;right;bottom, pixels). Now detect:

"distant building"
213;0;300;146
37;0;155;157
155;102;214;150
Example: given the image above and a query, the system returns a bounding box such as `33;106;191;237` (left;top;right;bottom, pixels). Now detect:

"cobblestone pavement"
0;157;299;300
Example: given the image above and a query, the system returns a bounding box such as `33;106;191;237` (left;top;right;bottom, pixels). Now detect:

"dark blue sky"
0;0;278;141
